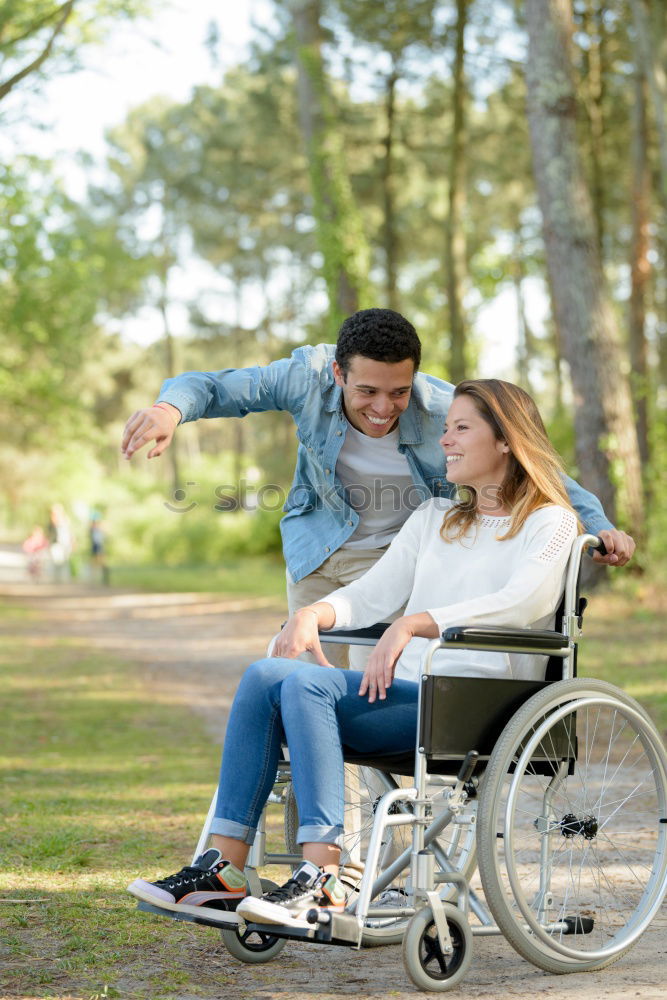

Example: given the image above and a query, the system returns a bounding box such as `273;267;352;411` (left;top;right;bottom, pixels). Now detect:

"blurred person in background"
22;525;50;581
89;511;109;586
48;503;74;582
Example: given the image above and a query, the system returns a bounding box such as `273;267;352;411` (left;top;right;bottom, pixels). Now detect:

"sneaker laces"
155;865;210;889
262;876;319;904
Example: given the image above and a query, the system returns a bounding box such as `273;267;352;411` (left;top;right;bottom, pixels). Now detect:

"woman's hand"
272;606;335;666
359;618;415;703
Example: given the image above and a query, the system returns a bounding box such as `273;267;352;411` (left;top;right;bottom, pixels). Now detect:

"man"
121;308;634;665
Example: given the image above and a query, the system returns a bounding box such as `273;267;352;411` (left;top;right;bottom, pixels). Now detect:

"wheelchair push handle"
593;536;608;557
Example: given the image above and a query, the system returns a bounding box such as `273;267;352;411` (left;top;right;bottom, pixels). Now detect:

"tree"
629;52;651;474
287;0;371;333
444;0;470;382
524;0;644;536
0;157;149;451
101;64;315;487
0;0;149;105
327;0;439;311
629;0;667;209
0;0;74;101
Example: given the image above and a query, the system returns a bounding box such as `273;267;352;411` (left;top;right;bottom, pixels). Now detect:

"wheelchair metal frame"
299;533;594;948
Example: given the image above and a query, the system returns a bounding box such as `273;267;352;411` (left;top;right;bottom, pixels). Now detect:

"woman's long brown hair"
440;379;581;542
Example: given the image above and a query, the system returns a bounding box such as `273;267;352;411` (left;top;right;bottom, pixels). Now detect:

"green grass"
108;555;285;597
0;630;285;1000
578;580;667;735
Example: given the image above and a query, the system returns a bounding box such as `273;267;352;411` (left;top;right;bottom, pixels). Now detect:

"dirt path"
0;580;287;746
2;578;666;1000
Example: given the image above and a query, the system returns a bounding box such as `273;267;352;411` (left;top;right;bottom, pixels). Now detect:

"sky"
2;0;530;374
4;1;272;166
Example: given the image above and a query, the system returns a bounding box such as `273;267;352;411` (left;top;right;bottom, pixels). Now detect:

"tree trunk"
657;226;667;394
158;291;181;495
629;61;651;474
632;0;667;401
524;0;644;537
232;282;245;504
580;1;606;254
630;0;667;210
444;0;469;382
289;0;370;334
382;64;399;311
512;230;534;393
550;319;566;422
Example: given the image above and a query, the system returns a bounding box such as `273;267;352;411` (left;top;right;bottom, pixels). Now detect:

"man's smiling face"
333;355;415;437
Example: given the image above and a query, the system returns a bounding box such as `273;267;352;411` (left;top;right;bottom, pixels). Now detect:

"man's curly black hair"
335;309;421;376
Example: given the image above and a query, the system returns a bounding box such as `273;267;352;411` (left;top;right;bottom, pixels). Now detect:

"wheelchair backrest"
417;533;599;773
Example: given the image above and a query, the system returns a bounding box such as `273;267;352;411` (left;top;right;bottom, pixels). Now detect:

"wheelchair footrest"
244;910;360;947
135;899;240;931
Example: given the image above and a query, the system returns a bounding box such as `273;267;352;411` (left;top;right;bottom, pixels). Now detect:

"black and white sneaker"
127;848;247;924
237;860;348;927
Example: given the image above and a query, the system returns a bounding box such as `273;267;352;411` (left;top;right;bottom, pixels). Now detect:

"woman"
128;379;579;928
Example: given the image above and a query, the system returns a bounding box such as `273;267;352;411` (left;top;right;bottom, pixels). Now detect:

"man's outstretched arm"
120;353;310;461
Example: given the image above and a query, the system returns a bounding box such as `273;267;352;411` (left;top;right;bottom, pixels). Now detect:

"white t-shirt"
323;499;578;683
336;421;420;549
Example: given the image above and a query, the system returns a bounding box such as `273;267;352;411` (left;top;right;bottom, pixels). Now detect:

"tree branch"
0;0;75;103
0;2;73;51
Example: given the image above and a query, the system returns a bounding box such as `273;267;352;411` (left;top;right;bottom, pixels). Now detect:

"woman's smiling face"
441;395;510;507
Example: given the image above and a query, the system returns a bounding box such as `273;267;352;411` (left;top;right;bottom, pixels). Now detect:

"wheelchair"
136;533;667;991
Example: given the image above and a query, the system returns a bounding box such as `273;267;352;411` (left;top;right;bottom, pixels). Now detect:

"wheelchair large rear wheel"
477;679;667;973
285;765;478;946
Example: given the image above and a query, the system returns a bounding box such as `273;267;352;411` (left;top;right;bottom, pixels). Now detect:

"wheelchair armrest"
317;623;392;645
441;624;569;653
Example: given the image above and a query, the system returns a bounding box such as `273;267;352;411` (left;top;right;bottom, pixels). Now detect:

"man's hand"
121;404;181;460
592;529;636;567
272;608;333;666
359;618;415;703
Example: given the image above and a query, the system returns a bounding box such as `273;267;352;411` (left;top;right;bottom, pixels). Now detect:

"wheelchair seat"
333;584;583;777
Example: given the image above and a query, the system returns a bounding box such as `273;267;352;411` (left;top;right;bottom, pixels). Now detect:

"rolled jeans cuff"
210;816;257;846
297;823;345;848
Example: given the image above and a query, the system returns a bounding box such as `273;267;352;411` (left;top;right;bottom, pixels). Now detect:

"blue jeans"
211;658;419;848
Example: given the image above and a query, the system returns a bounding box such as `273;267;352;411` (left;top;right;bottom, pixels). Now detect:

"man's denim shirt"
159;343;613;583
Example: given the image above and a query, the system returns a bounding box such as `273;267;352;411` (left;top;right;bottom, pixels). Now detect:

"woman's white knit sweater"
323;498;578;682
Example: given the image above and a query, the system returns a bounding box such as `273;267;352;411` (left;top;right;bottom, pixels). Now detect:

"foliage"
113;501;283;567
1;0;667;566
0;0;152;104
284;0;373;333
0;159;150;450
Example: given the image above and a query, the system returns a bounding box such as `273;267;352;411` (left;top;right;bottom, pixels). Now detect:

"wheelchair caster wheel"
402;903;472;991
220;880;287;964
220;924;287;964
